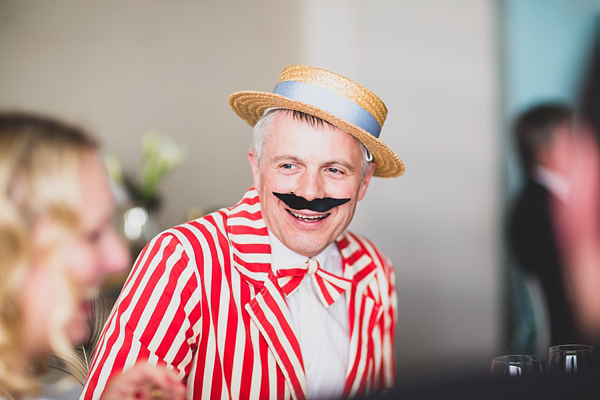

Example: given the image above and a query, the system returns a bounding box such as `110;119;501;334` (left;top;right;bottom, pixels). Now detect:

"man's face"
538;122;575;175
249;112;374;258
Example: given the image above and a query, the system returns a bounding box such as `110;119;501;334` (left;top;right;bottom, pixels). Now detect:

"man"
507;103;579;348
82;65;403;400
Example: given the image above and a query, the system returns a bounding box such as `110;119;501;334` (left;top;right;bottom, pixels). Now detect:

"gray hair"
251;108;374;179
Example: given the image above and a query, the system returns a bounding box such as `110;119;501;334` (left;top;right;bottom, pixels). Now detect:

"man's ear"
248;150;261;189
357;162;376;201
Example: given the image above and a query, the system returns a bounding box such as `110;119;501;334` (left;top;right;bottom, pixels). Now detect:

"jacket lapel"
227;189;308;400
338;231;384;398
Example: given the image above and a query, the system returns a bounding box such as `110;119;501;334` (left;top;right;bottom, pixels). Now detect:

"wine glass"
491;355;544;377
546;344;596;374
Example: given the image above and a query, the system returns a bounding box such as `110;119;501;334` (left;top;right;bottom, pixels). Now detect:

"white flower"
139;131;186;202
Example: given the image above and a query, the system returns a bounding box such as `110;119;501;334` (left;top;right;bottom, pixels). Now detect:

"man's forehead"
266;110;358;145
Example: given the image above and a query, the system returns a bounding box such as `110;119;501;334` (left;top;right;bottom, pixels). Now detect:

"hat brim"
229;90;405;178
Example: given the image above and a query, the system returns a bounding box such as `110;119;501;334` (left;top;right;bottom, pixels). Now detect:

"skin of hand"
100;363;186;400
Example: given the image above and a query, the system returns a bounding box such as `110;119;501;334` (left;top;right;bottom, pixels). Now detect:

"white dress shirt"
534;165;570;202
268;230;349;399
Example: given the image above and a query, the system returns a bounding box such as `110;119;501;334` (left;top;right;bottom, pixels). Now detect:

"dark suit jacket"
508;178;578;346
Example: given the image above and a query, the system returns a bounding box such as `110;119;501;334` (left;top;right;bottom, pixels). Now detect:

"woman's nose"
100;230;131;276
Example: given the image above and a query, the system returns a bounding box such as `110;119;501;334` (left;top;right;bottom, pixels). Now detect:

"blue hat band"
273;81;381;138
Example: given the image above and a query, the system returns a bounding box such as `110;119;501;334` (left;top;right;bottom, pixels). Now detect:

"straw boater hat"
228;64;404;178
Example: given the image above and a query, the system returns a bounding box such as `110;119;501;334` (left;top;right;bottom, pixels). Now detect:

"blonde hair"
0;113;98;396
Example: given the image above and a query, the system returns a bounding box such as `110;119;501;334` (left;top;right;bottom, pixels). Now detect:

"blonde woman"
0;113;184;399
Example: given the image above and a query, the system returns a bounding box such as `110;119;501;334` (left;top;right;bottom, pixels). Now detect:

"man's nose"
294;169;326;202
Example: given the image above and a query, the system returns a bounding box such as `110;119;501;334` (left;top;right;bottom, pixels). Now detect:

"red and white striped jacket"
81;189;397;400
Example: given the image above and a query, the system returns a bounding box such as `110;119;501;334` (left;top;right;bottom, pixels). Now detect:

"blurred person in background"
0;113;185;399
507;102;580;348
82;65;402;400
372;34;600;400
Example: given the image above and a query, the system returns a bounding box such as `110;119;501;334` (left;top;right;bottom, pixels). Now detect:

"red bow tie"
276;259;352;307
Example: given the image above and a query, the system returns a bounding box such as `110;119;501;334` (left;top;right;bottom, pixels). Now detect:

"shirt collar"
533;166;570;202
268;229;341;274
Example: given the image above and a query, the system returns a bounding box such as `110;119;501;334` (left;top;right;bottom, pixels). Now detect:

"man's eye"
281;163;295;170
327;167;343;174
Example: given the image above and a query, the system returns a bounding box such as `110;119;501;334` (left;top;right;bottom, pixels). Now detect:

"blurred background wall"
302;0;501;379
3;0;592;383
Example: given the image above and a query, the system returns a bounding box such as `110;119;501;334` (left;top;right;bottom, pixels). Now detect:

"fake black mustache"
273;192;350;213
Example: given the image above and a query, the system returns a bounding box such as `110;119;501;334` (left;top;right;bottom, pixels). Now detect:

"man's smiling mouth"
286;209;330;222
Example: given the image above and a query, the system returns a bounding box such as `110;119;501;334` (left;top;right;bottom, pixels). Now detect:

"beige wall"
0;0;302;225
0;0;500;380
298;0;501;378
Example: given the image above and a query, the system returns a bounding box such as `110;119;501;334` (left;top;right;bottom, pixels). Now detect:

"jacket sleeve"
380;251;397;389
80;231;202;400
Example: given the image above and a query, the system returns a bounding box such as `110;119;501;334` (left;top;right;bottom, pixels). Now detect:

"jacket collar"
226;188;383;399
226;188;378;292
